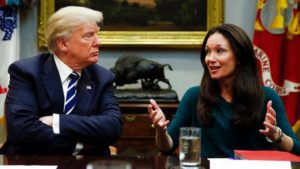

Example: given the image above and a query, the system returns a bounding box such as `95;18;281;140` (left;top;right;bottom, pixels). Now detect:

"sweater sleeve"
166;86;200;153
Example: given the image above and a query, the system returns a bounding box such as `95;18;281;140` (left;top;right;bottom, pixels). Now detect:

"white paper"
0;166;57;169
209;158;291;169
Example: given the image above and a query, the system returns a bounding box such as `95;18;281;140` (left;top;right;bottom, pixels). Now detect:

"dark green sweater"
167;86;300;158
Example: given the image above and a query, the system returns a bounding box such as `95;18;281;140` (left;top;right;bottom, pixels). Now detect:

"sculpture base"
115;88;178;103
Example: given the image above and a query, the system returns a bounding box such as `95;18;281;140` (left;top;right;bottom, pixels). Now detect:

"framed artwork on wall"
38;0;223;48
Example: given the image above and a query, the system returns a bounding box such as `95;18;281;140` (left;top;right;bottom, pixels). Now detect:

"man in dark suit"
0;6;122;155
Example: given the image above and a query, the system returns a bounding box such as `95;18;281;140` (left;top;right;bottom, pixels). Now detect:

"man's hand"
39;116;53;127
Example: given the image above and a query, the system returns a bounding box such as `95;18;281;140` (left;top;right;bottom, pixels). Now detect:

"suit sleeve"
5;63;76;153
59;71;123;146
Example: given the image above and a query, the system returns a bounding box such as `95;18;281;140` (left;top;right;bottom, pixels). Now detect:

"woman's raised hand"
148;99;170;131
259;100;280;141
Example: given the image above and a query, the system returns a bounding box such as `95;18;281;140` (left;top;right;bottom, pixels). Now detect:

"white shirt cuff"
53;113;60;134
73;142;83;155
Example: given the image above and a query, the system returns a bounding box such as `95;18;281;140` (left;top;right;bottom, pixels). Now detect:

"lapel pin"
86;85;92;90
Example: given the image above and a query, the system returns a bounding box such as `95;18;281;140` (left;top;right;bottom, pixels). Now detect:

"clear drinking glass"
179;127;201;168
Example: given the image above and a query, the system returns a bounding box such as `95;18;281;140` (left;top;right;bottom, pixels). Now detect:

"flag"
0;6;19;143
253;0;300;125
292;120;300;138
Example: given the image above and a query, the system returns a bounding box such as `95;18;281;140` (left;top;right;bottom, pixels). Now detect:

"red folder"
234;150;300;162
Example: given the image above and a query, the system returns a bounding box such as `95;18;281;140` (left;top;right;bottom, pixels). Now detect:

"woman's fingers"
260;100;278;138
148;99;169;130
160;120;170;130
266;112;276;125
150;99;159;110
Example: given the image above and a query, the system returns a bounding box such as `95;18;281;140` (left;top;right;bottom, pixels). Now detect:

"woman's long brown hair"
197;24;264;132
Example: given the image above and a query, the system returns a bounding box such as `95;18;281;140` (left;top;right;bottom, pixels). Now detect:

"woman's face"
204;32;238;84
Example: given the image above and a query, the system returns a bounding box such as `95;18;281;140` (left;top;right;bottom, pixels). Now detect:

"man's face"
63;22;100;70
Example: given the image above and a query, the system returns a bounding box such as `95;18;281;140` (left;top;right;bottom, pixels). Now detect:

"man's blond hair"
45;6;103;53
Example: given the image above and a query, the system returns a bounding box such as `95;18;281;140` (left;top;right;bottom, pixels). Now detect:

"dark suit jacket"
0;53;123;155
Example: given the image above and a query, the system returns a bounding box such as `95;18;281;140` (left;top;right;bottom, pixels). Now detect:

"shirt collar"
53;54;82;83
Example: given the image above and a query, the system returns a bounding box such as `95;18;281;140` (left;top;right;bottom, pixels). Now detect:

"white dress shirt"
52;55;81;134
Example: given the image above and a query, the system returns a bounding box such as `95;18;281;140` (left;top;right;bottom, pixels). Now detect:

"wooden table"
2;154;298;169
0;153;209;169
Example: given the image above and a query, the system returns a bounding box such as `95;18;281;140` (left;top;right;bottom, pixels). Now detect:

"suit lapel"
75;69;95;115
41;55;65;114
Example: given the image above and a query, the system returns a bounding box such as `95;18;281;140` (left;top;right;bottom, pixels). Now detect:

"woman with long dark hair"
148;24;300;158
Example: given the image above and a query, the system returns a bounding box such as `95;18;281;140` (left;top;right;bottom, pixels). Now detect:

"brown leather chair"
0;115;6;149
